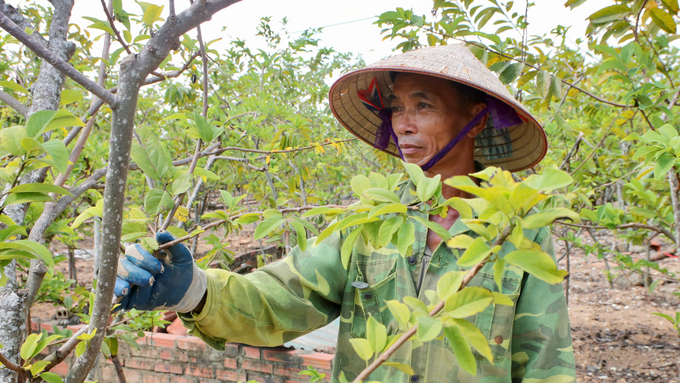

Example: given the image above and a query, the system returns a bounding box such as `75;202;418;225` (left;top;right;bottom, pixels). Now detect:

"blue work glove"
114;232;207;313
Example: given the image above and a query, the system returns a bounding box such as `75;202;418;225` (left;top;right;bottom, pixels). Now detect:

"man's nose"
394;109;416;135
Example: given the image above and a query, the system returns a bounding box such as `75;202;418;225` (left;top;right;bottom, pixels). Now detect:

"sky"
5;0;610;65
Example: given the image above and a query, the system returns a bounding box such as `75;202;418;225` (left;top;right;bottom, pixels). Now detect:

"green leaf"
60;89;84;105
3;192;53;206
416;315;442;342
368;203;407;219
403;161;425;185
193;110;214;142
366;315;388;353
411;216;451;241
302;206;344;217
29;360;50;376
0;80;29;95
443;197;473;219
105;336;119;357
1;126;27;156
503;250;568;284
499;62;522;84
492;292;514;306
445;286;494;318
41;139;70;174
20;333;41;360
363;188;400;204
522;208;580;229
351;175;371;197
378;216;404;247
75;341;87;357
144;189;174;215
254;216;285;239
8;183;72;196
43;109;85;136
654;152;675;180
383;362;414;375
290;220;308;252
25;110;56;138
416;175;441;203
71;200;103;229
397;220;415;257
341;228;362;269
39;372;64;383
588;4;631;24
457;237;493;268
32;334;62;359
447;234;475;249
650;8;676;33
0;240;54;266
131;141;161;181
493;258;506;290
348;338;373;361
171;173;192;196
403;296;429;314
443;326;477;375
143;4;164;25
437;270;465;301
386;300;411;328
523;168;573;192
454;317;495;364
193;167;219;181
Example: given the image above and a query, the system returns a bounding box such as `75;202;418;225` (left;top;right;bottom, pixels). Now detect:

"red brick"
41;322;55;332
300;352;334;371
147;332;179;348
273;365;303;378
224;358;237;369
126;357;154;370
51;362;69;376
243;359;274;374
264;348;304;364
242;346;261;359
173;378;193;383
177;336;208;351
67;323;87;332
216;369;247;382
159;348;189;362
155;362;184;374
247;374;282;383
186;366;214;378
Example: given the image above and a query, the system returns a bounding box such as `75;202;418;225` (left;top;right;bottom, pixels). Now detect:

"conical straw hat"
329;44;547;172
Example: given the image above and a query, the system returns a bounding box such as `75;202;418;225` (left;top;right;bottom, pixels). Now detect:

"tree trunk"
0;2;74;381
668;168;680;253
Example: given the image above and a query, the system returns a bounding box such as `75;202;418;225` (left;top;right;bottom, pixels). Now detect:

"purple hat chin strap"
373;95;523;171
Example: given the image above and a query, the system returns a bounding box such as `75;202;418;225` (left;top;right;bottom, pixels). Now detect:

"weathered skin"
181;180;576;382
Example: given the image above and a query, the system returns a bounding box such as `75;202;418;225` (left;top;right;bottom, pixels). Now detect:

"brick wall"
33;322;334;383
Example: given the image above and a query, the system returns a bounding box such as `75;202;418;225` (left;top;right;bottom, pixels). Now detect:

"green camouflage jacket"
181;181;577;383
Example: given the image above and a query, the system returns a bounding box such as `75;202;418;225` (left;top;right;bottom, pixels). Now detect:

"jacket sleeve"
510;228;577;382
179;232;346;350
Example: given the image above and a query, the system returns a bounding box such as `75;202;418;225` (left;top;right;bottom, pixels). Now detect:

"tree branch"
0;351;22;372
42;326;88;371
99;0;131;54
570;108;625;175
555;220;675;244
0;89;28;117
559;131;584;171
0;11;117;105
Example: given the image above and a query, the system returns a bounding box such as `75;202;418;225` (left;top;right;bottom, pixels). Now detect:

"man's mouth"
399;144;421;155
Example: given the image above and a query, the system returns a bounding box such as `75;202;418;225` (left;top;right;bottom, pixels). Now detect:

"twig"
560;132;584;171
42;325;88;371
110;355;127;383
570;109;625;175
0;11;117;105
0;89;28;116
0;350;22;372
555;221;675;244
159;205;343;250
99;0;131;54
633;0;649;44
352;225;513;382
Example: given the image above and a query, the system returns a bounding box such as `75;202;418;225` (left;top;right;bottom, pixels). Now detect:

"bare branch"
42;326;88;371
559;131;584;171
0;11;117;105
555;220;675;244
570;109;625;175
0;351;22;372
0;89;28;116
99;0;131;54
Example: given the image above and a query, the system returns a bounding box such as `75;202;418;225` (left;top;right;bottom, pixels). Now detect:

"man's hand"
114;232;207;313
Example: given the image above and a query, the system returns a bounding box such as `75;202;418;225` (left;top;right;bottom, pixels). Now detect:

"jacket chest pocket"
446;272;522;362
350;258;398;338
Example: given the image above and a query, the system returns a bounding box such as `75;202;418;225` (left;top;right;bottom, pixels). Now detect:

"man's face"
389;73;475;167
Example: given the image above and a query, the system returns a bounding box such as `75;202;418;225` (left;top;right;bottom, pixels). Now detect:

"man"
115;44;576;382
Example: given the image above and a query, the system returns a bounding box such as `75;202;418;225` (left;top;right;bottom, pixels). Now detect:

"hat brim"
329;45;547;172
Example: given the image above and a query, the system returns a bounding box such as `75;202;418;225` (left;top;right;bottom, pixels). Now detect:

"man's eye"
390;106;402;113
418;102;429;108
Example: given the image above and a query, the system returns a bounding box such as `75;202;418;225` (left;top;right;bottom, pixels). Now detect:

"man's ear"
467;102;488;138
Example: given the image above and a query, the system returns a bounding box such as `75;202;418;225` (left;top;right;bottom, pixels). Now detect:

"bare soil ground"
31;228;680;382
